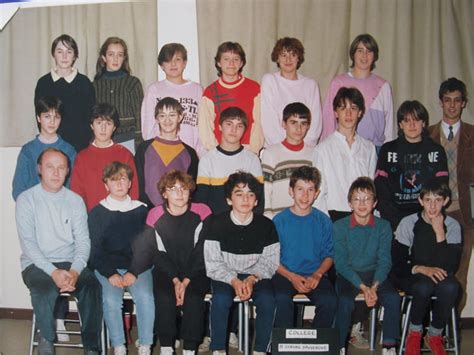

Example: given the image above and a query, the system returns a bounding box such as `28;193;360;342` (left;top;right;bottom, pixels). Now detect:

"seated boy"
203;172;280;354
71;103;139;211
261;102;314;219
392;179;461;355
314;87;377;221
334;177;400;354
195;106;263;215
198;41;263;154
141;43;205;156
272;166;337;328
135;97;199;208
13;96;76;200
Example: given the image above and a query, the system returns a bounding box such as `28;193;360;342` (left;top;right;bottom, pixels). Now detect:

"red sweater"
71;144;139;211
198;76;263;154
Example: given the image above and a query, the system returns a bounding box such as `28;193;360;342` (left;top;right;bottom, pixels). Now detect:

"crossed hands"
231;276;258;301
289;272;322;293
360;284;378;307
414;265;448;284
108;272;137;289
173;278;191;306
51;269;80;293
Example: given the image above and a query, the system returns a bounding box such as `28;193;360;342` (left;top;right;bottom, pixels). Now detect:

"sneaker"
405;330;422;355
160;346;173;355
382;347;397;355
424;334;447;355
349;323;369;349
212;351;225;355
253;352;266;355
37;332;55;355
228;332;239;349
138;345;151;355
56;319;70;342
114;345;127;355
198;336;211;352
182;350;195;355
339;348;346;355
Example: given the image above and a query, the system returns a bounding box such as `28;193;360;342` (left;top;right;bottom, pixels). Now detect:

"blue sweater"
333;215;392;288
273;208;333;276
16;184;90;275
12;136;76;200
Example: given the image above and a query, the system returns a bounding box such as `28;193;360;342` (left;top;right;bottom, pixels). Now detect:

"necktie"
448;126;454;141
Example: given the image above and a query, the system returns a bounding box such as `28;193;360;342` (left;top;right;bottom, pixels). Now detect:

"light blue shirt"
16;184;89;275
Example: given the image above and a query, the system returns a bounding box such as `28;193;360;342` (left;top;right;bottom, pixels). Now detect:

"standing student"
132;170;212;355
141;43;205;156
314;87;377;221
261;37;323;146
333;177;400;355
261;102;314;219
392;180;461;355
135;97;198;208
272;166;337;329
35;34;95;152
198;42;263;154
93;37;144;153
428;77;474;311
71;103;139;211
12;96;76;200
88;162;152;355
203;172;280;355
375;100;449;231
321;34;393;150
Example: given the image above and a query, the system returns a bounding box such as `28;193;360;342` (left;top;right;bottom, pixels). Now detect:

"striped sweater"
93;72;144;145
261;141;314;218
203;212;280;284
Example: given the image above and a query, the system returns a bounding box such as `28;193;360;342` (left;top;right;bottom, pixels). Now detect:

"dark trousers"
336;272;400;347
395;274;459;329
209;275;276;352
154;271;209;350
272;273;337;328
22;263;102;351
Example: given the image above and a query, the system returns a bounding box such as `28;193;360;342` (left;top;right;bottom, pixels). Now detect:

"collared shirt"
313;130;377;212
441;120;461;139
51;67;78;83
350;213;375;228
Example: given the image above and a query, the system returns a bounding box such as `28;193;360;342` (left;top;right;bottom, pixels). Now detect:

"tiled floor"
1;318;473;354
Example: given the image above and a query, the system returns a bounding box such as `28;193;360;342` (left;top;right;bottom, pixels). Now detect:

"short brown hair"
102;161;134;183
349;34;379;71
158;170;196;198
289;166;321;190
158;43;188;65
347;177;376;202
214;42;246;77
154;97;184;119
271;37;305;70
219;106;248;128
51;34;78;64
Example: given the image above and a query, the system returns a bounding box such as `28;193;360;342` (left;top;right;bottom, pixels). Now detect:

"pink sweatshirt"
261;72;322;147
321;72;394;146
141;79;206;157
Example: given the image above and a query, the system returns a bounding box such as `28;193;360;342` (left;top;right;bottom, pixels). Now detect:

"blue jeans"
95;269;154;347
336;271;400;347
273;273;337;328
210;275;276;352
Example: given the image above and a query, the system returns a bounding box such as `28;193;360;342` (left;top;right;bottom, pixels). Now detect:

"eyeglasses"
351;196;374;204
166;185;188;194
